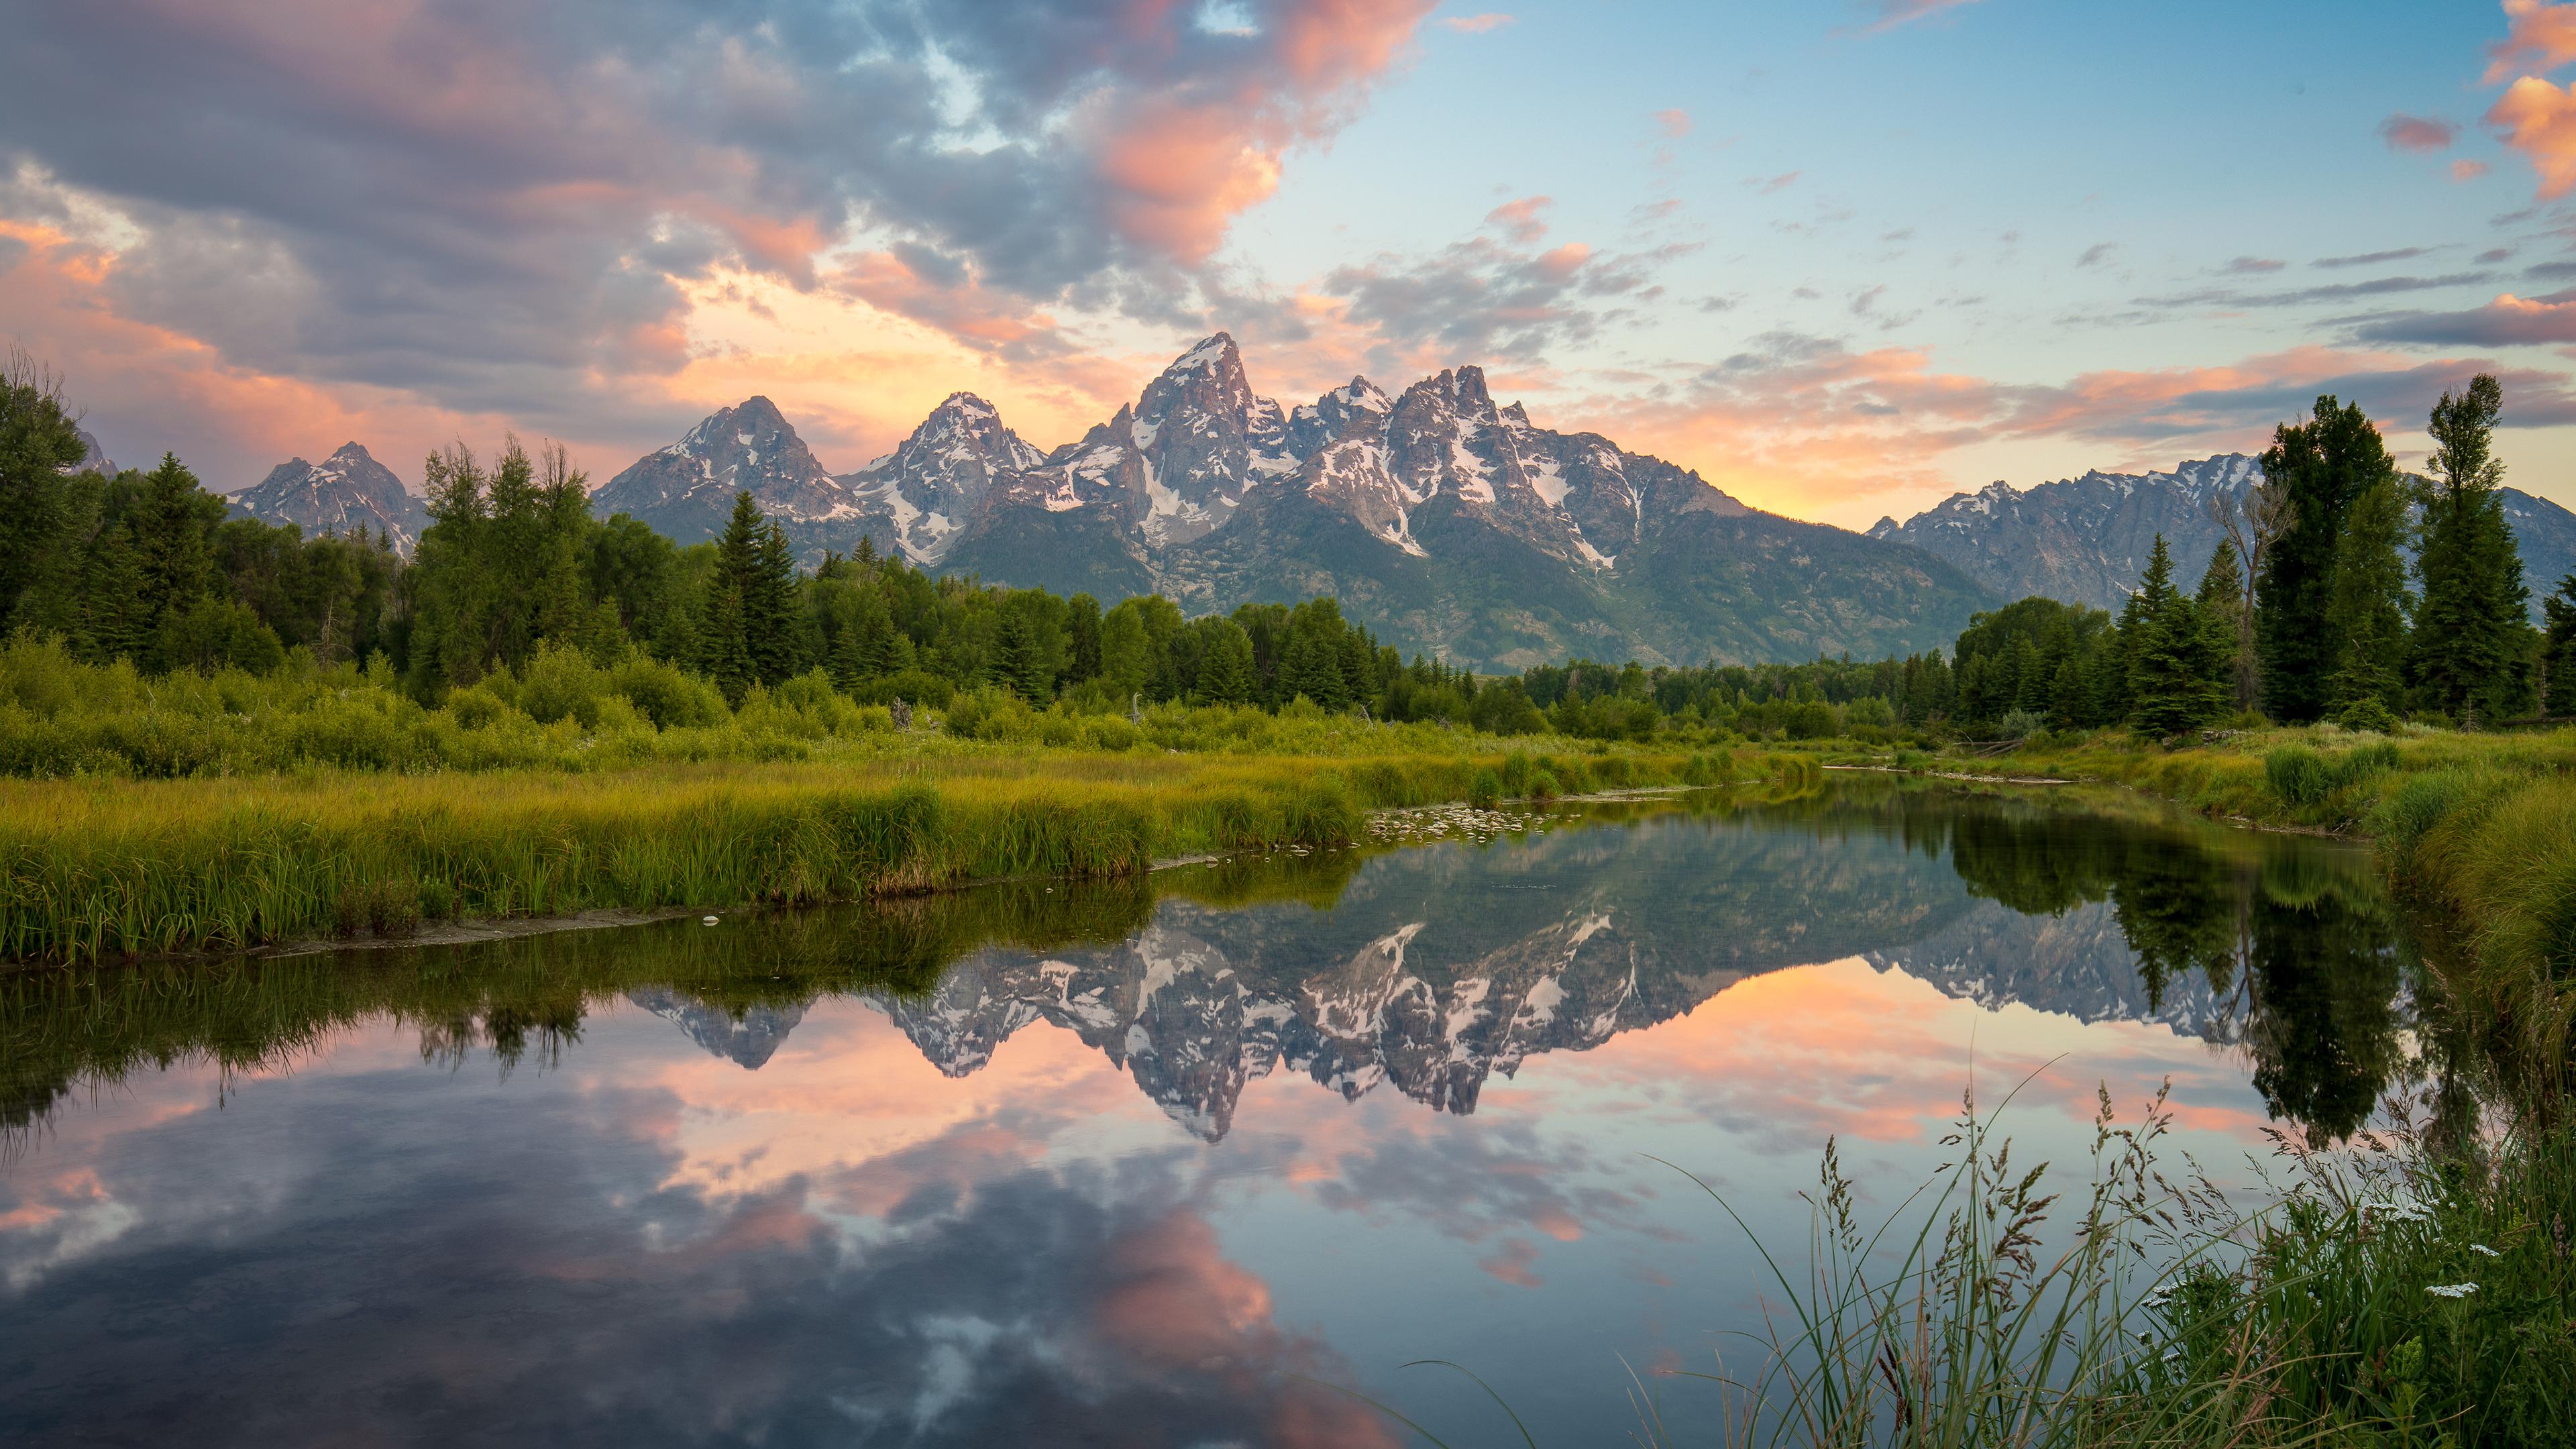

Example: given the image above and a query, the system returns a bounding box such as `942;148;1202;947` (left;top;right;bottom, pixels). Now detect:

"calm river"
0;780;2424;1446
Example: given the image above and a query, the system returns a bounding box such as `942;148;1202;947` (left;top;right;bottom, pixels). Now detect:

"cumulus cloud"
2455;158;2493;182
2489;73;2576;197
1316;230;1694;369
1483;195;1554;244
2486;0;2576;85
2379;113;2459;152
0;0;1438;455
1653;108;1692;139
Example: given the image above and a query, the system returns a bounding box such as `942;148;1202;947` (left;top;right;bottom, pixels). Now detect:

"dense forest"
1;351;2562;745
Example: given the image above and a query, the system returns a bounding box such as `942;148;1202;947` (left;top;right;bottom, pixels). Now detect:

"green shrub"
1467;767;1503;808
2265;744;2333;806
2334;695;2400;734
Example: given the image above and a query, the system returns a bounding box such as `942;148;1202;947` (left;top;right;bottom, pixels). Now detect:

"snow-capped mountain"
840;392;1045;566
1872;453;2576;617
588;395;858;558
229;441;429;553
73;427;116;476
602;335;1992;667
1868;455;2265;612
625;797;2332;1142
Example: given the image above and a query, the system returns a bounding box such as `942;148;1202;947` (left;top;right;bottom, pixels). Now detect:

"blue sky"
6;1;2575;525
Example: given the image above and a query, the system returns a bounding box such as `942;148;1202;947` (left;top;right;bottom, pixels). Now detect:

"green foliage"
2412;373;2532;725
2259;394;2398;722
2326;480;2413;716
2127;534;2232;737
2265;743;2333;806
1466;767;1502;808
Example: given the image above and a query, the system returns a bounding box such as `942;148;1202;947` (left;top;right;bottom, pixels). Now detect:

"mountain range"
227;441;431;553
1872;454;2576;618
215;333;2576;657
621;804;2264;1142
588;334;1994;669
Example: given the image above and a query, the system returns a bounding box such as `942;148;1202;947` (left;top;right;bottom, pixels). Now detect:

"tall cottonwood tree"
2257;396;2396;722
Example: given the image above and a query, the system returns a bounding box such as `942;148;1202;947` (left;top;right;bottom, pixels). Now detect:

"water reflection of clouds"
0;1036;1395;1447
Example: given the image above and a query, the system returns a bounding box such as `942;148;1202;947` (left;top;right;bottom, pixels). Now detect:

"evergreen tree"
78;521;151;662
1279;600;1350;708
2326;480;2412;718
131;453;219;649
2127;535;2229;737
706;491;768;703
1191;620;1255;706
2257;395;2395;721
2543;576;2576;718
2195;538;2251;714
2410;374;2530;726
827;621;867;692
0;352;89;631
748;520;801;687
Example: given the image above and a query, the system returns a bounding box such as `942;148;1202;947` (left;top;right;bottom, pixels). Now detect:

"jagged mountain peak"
231;439;428;553
592;332;2000;666
1876;449;2576;620
591;394;853;552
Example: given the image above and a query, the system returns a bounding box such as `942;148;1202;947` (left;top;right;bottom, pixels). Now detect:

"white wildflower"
2470;1244;2500;1258
2426;1283;2479;1299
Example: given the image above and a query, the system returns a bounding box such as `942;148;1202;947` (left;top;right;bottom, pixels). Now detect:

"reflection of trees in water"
1911;790;2411;1144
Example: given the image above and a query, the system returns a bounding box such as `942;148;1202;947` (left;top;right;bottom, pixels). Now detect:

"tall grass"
0;748;1713;965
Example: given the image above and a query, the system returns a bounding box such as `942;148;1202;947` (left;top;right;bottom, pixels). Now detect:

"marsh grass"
1360;1076;2576;1449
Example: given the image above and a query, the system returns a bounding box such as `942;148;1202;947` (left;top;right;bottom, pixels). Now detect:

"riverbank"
0;743;1767;967
1908;724;2576;1095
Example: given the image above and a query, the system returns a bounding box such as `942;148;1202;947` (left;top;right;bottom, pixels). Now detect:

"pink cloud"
1440;12;1516;33
2455;158;2493;181
1653;107;1692;139
1483;194;1553;244
2379;113;2459;151
2489;73;2576;196
2487;0;2576;84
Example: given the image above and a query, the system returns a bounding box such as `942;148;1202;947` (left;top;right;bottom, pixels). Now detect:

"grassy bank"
0;743;1760;967
1897;724;2576;1097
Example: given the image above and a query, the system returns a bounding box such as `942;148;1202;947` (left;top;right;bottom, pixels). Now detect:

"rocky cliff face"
1874;454;2576;618
229;441;430;553
599;335;1993;667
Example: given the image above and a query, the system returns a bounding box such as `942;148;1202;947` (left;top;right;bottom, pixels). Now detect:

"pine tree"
747;520;800;687
828;621;867;692
2544;575;2576;718
2410;374;2530;726
2327;480;2412;718
2195;538;2251;714
707;492;767;703
77;521;150;662
2257;396;2396;721
131;452;217;642
0;351;90;631
1279;602;1350;708
1191;617;1256;705
2127;535;2229;737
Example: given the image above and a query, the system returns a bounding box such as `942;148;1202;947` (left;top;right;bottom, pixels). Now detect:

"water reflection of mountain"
629;790;2409;1143
625;987;809;1069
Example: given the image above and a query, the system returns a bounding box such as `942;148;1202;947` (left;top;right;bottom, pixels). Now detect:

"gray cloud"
0;1;1432;437
2141;272;2491;311
1319;236;1698;369
2314;247;2431;269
